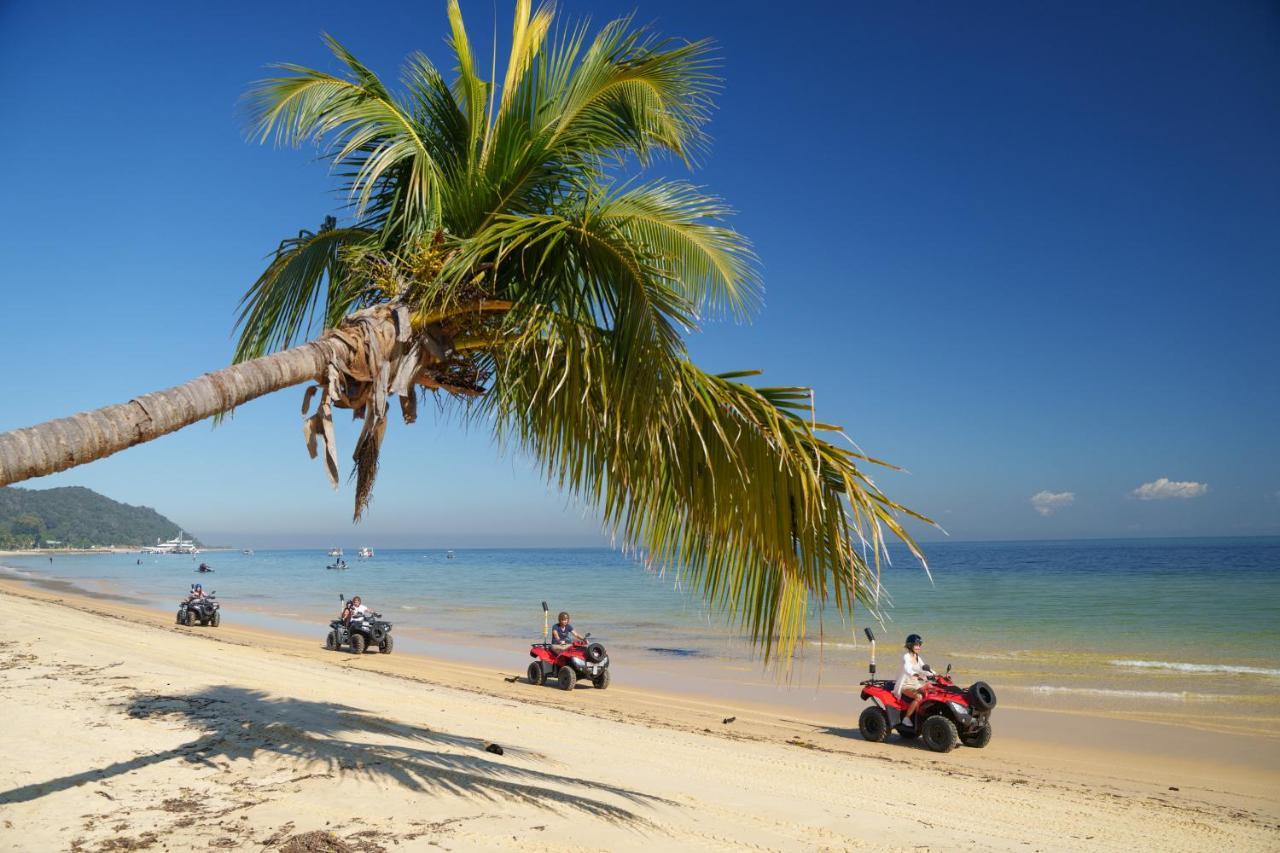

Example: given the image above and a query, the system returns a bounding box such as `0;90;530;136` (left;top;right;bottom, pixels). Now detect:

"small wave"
400;605;419;611
1027;686;1214;701
646;647;706;658
1109;660;1280;678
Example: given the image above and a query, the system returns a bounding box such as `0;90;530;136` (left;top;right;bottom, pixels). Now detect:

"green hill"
0;486;197;549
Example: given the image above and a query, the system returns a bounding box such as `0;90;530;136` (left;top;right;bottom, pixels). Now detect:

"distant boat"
446;550;455;559
358;547;374;559
326;560;349;571
241;549;254;555
327;547;343;557
142;532;199;555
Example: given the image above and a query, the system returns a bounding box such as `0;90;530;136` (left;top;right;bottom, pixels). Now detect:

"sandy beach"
1;580;1276;852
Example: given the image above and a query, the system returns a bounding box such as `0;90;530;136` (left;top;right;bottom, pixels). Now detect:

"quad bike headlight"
948;701;970;719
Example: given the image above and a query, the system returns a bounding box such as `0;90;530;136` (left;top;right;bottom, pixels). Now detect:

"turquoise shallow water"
4;537;1278;727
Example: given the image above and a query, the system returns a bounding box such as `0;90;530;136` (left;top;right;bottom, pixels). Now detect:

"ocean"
4;537;1278;731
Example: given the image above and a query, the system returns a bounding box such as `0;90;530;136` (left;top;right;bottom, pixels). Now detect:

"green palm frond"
234;219;372;363
483;312;928;663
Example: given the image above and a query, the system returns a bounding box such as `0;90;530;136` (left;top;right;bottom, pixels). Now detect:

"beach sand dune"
0;586;1275;852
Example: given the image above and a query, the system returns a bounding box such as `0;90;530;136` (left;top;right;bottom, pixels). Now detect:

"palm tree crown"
235;0;931;663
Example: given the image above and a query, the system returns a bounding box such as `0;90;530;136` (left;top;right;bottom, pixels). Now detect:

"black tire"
198;616;208;627
350;633;367;655
370;626;385;643
210;611;220;628
558;665;577;690
379;634;394;654
527;662;544;686
968;681;997;712
921;715;959;753
325;631;337;651
585;643;606;663
184;610;195;627
858;706;889;743
961;720;993;748
176;610;185;625
592;669;611;690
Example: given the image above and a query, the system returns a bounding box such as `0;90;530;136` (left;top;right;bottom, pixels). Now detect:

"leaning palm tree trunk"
0;309;395;487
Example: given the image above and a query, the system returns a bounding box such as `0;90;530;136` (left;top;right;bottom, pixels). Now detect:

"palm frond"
483;312;929;663
234;220;372;363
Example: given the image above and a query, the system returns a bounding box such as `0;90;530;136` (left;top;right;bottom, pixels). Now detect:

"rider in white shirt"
895;633;931;723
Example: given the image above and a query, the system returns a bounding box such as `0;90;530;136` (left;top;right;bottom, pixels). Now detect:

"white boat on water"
446;550;455;559
241;549;254;555
142;532;199;555
327;547;343;558
358;547;374;559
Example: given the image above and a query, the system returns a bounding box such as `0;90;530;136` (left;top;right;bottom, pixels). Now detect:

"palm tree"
0;1;929;662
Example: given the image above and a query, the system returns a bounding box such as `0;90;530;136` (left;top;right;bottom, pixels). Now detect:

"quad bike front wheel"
921;715;959;753
325;631;337;651
592;669;611;690
961;720;992;748
210;611;220;628
558;665;577;690
858;707;889;743
175;610;184;625
379;634;394;654
184;610;196;627
350;633;367;655
527;662;544;686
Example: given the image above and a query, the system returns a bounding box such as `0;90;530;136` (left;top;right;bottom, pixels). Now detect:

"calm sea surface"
4;537;1278;730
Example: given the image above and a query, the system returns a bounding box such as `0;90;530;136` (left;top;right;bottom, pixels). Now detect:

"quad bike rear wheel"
858;707;889;743
379;634;394;654
961;720;992;748
527;662;544;686
921;715;959;753
350;633;367;655
592;669;611;690
558;665;577;690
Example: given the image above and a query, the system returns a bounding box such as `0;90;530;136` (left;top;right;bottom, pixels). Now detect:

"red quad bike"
527;601;611;690
857;628;997;752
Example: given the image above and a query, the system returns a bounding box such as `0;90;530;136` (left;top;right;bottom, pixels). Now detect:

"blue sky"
1;1;1277;547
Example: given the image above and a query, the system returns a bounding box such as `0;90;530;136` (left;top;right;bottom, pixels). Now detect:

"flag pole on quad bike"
865;627;877;677
542;601;549;642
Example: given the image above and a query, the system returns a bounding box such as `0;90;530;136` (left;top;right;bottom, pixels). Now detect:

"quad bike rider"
857;628;996;752
527;602;610;690
326;594;393;654
176;584;221;627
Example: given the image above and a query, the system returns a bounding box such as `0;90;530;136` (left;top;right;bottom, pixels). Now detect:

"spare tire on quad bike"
967;681;997;712
370;625;386;643
585;643;607;663
858;707;889;743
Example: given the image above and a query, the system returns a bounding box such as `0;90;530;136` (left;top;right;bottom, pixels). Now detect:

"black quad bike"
325;595;393;654
177;594;221;627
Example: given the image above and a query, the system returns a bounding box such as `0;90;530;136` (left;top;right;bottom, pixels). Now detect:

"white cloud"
1131;478;1208;501
1030;490;1075;516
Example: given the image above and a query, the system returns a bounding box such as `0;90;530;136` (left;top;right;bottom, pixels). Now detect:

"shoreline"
0;581;1276;850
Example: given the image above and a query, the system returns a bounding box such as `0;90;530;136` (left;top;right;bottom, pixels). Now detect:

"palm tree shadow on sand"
0;685;668;823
